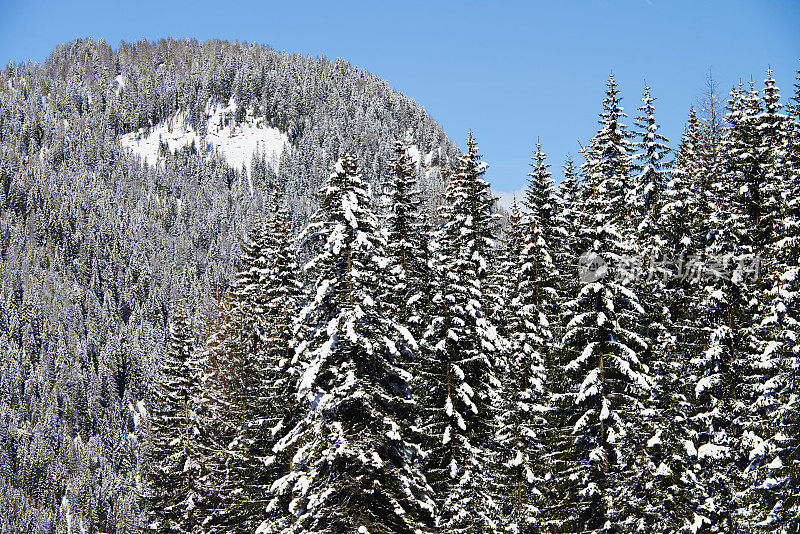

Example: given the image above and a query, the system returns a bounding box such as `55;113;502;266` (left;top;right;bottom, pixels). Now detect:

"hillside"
3;36;799;534
0;38;458;533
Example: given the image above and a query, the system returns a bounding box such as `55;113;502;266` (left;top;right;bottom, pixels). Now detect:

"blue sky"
1;0;799;198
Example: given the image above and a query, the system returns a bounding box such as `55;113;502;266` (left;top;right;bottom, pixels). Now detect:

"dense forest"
0;38;456;533
1;38;799;534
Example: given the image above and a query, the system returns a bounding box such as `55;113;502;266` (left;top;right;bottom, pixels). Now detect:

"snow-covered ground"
120;99;289;178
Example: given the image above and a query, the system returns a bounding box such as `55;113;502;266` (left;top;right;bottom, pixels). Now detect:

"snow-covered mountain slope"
0;37;459;534
120;99;290;177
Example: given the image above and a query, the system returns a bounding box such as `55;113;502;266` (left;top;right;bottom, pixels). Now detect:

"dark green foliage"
144;310;201;534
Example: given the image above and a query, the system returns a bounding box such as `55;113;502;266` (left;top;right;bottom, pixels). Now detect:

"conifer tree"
628;95;699;533
630;84;671;375
266;154;435;534
653;112;709;529
554;155;581;271
496;142;559;532
204;194;303;534
738;68;796;530
685;81;759;532
757;66;800;534
579;74;636;237
420;132;503;533
632;84;671;229
196;218;273;533
144;310;203;534
661;108;702;280
485;198;520;344
553;155;582;326
383;137;426;342
549;76;652;533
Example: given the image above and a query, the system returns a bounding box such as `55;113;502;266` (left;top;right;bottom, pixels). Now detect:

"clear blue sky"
1;0;799;196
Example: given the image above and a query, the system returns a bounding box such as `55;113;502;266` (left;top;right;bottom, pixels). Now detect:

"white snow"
120;99;289;181
113;74;126;95
697;443;728;460
695;375;719;396
760;477;779;489
406;144;421;165
686;513;710;534
62;496;71;534
655;462;673;476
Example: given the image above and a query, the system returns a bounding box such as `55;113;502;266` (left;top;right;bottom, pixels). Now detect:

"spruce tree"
266;154;435;534
554;155;581;276
738;68;796;531
628;95;699;532
764;67;800;534
548;76;652;533
227;194;300;532
685;81;759;532
652;111;709;532
383;137;426;342
144;310;203;534
632;84;671;228
420;132;503;533
630;83;671;378
497;142;559;532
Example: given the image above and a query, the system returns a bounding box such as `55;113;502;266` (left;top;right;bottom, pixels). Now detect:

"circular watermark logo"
577;252;607;283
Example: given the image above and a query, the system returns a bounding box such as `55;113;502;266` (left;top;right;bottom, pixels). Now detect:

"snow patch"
647;430;662;449
767;456;783;469
686;513;710;534
697;443;728;460
120;99;289;181
761;477;779;489
406;144;421;165
655;462;673;476
113;74;126;95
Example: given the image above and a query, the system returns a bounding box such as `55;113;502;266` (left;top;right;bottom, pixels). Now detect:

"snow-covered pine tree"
525;140;557;243
760;68;800;532
197;219;269;533
519;141;560;360
578;75;636;238
553;155;581;280
629;83;671;369
265;154;435;534
420;132;503;533
661;108;702;285
549;75;652;533
655;110;708;504
496;142;559;532
658;109;706;380
737;68;797;530
144;309;203;534
216;194;303;534
257;192;305;523
632;84;671;231
626;88;699;532
485;197;520;347
383;136;426;343
489;198;529;532
685;81;759;533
